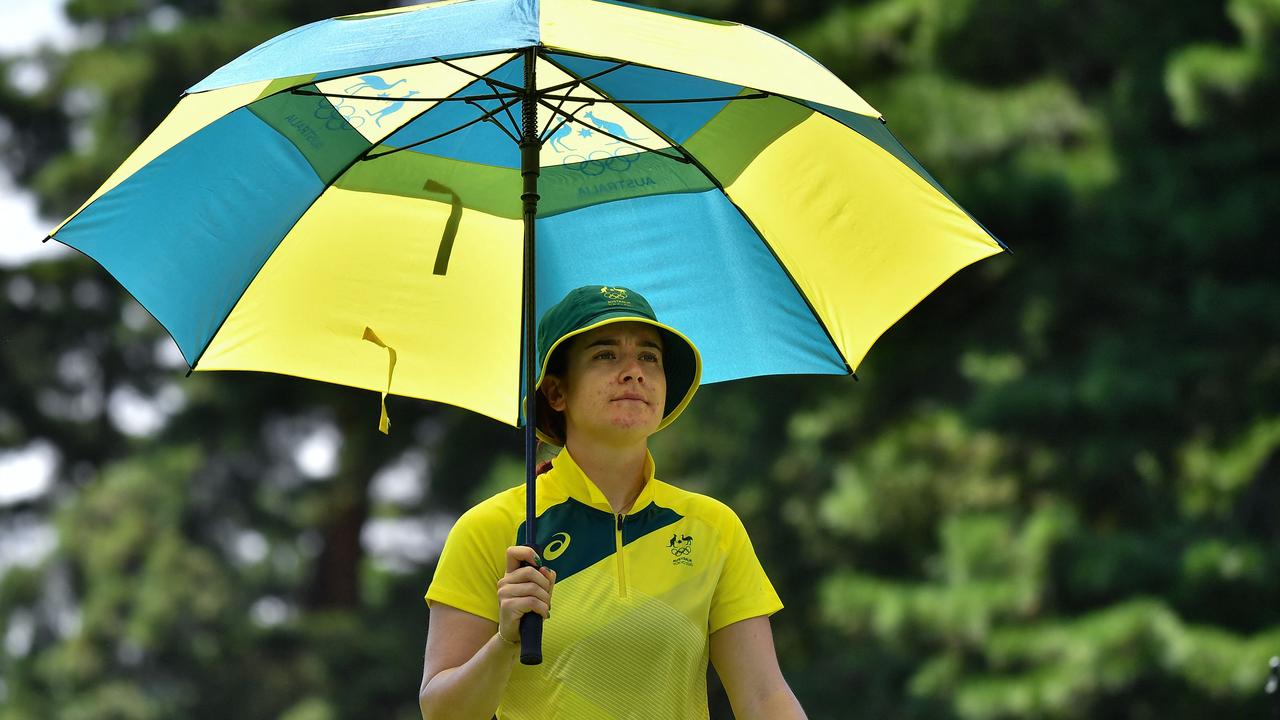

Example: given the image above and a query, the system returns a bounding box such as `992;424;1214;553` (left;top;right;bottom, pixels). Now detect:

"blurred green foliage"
2;0;1279;718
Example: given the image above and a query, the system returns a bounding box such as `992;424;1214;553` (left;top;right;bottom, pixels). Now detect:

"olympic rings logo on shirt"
669;533;693;565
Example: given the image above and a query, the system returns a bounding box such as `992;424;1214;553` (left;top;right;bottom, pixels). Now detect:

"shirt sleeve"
424;500;511;624
708;502;784;635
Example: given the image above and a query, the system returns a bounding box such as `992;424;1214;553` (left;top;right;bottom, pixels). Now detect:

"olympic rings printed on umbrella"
563;148;642;176
315;97;365;130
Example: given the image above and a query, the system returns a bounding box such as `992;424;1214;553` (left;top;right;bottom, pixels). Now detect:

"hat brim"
530;314;701;446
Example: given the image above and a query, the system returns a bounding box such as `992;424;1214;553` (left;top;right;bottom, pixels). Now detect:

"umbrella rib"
539;54;723;172
467;97;522;144
538;96;584;144
296;90;770;107
484;76;525;140
435;56;525;93
533;97;688;163
537;59;631;95
253;47;527;98
363;96;523;160
538;92;769;105
291;88;519;103
537;78;588;142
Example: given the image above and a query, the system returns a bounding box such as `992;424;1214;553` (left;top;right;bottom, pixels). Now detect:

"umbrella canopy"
50;0;1006;432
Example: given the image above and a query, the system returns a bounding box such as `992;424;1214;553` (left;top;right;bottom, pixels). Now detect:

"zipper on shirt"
615;513;627;598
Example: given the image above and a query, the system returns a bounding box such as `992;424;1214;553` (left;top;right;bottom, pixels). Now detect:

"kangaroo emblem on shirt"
669;533;693;566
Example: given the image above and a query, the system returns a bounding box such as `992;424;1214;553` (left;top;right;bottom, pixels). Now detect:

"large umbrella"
47;0;1008;663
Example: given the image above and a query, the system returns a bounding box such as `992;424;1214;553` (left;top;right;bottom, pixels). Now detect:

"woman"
419;285;806;719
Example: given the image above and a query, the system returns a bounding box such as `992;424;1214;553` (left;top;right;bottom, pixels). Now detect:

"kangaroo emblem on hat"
600;286;628;301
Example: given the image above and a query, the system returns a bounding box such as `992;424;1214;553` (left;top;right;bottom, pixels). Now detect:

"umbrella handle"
519;559;543;665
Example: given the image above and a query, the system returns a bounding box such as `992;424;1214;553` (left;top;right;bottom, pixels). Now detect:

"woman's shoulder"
455;483;527;529
651;478;740;522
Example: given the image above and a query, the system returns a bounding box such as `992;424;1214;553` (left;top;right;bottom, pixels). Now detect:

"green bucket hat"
533;285;702;446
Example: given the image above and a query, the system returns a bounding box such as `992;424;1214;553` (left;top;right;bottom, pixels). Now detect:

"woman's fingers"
499;590;551;620
505;545;540;574
498;565;552;592
498;582;551;605
509;594;550;617
497;547;557;626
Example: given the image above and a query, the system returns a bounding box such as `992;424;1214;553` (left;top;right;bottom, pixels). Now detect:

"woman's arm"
419;603;517;720
419;546;555;720
709;616;807;720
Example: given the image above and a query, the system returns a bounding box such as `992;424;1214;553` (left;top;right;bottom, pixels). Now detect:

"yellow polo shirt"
425;448;783;719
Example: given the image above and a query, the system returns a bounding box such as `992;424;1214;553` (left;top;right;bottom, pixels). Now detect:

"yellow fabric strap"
361;327;396;434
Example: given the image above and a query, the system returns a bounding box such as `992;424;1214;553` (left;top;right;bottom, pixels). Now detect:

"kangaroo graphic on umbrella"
345;75;407;95
583;110;646;144
548;122;576;153
367;90;420;127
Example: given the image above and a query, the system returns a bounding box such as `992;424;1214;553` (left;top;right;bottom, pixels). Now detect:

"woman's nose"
620;358;645;383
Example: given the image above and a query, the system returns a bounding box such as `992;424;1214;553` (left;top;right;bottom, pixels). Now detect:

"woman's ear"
542;375;567;412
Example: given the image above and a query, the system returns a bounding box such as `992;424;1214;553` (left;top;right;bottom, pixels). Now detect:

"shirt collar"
547;446;658;515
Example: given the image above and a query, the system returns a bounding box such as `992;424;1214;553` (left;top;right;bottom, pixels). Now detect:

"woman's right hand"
497;546;556;644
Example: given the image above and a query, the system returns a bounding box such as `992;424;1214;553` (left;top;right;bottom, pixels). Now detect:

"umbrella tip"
42;235;52;243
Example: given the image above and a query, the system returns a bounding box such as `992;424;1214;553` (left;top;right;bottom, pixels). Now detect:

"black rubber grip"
519;602;543;665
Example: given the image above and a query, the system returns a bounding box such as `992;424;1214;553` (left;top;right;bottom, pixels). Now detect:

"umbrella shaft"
521;47;540;550
518;46;545;666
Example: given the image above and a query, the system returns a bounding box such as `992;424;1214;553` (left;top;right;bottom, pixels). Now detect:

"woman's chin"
597;414;661;441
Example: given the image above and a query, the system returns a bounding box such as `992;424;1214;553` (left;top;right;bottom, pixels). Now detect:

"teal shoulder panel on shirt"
623;502;683;546
515;497;685;583
515;498;615;583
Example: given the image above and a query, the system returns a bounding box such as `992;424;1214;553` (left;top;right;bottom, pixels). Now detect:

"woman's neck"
563;437;649;515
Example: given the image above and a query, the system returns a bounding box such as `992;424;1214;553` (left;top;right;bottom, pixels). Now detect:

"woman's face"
543;322;667;446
